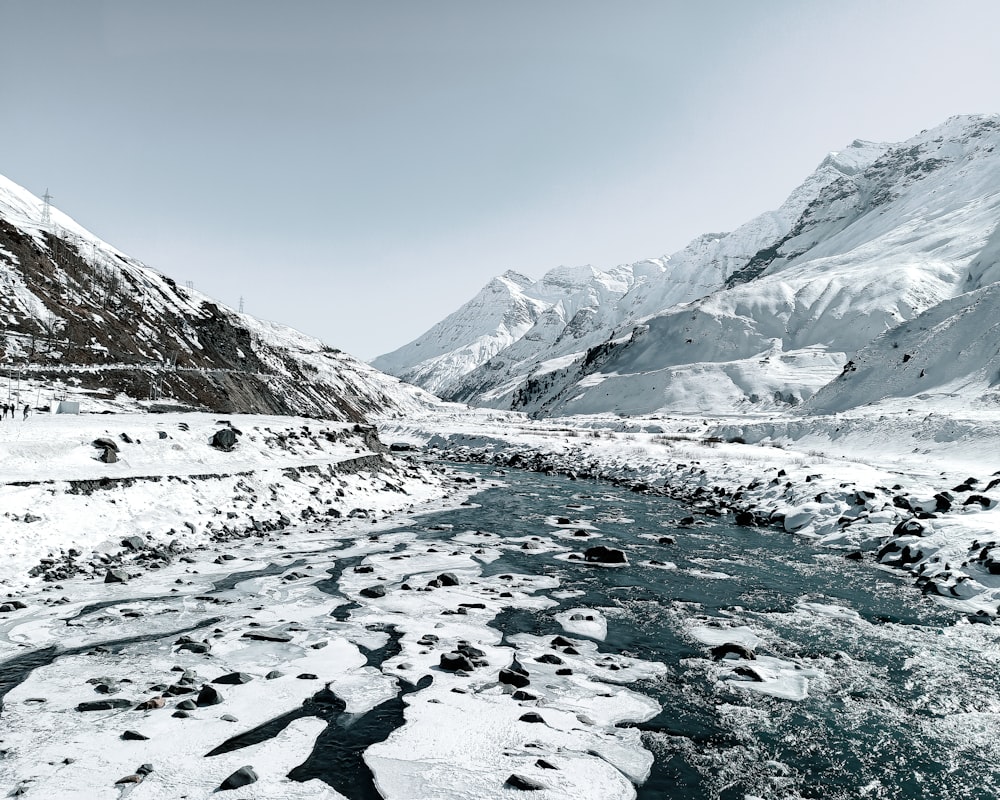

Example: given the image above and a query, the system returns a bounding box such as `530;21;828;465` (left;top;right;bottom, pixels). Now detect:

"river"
1;462;998;799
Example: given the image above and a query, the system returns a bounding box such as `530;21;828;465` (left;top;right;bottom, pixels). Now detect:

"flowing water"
402;465;1000;800
2;463;998;799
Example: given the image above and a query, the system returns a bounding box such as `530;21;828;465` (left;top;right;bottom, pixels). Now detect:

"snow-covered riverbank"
384;403;1000;621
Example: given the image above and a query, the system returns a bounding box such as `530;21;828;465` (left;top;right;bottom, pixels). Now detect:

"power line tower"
238;296;244;313
40;189;53;228
184;280;194;290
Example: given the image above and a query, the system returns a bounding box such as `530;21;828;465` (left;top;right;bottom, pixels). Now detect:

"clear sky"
3;1;1000;359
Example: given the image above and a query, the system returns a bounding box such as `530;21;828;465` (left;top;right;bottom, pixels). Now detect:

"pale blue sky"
3;1;1000;358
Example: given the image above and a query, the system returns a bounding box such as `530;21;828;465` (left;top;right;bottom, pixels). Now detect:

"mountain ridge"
375;113;1000;417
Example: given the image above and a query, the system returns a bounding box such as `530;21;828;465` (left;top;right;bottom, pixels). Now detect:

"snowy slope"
0;175;437;420
380;137;890;407
805;281;1000;414
372;264;643;397
401;114;1000;417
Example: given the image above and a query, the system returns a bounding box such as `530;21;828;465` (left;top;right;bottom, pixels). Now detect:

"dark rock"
710;643;756;661
265;671;283;680
175;699;197;710
583;545;627;565
104;568;129;584
176;641;211;654
511;690;537;701
121;535;145;551
505;774;546;791
115;774;143;785
499;668;530;688
534;653;563;665
733;665;764;681
965;494;994;509
196;685;224;706
219;766;258;791
360;585;387;599
77;699;132;711
437;572;459;586
734;510;756;526
440;652;475;672
536;759;558;770
135;697;166;711
845;550;864;561
92;437;119;453
121;730;149;741
296;673;318;680
211;428;239;451
519;712;545;723
242;629;293;643
213;672;253;685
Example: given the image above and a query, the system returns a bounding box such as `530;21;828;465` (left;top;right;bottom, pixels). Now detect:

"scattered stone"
211;428;239;452
518;712;545;724
360;585;387;599
439;652;475;672
505;774;546;791
213;672;253;685
499;668;530;688
104;569;128;584
196;685;224;706
296;673;318;680
437;572;459;586
219;766;258;791
77;699;132;712
121;730;149;741
710;643;756;661
583;545;627;565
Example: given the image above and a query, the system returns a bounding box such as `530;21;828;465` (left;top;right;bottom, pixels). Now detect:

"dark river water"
3;462;998;800
408;464;999;800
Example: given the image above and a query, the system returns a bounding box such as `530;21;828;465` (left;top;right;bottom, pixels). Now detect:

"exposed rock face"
0;175;438;421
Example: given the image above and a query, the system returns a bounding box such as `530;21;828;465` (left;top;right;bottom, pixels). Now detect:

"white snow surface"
376;114;1000;419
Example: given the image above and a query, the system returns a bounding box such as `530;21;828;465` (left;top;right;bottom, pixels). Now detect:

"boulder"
211;428;239;452
77;699;132;712
499;668;530;688
92;437;119;452
196;685;224;706
121;536;145;552
709;643;756;661
219;766;258;791
505;774;546;791
121;730;149;741
437;572;459;587
360;585;387;599
439;652;475;672
583;546;627;565
212;672;253;685
104;569;129;584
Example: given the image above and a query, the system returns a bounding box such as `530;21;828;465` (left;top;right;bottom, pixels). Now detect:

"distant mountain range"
0;174;436;420
374;114;1000;416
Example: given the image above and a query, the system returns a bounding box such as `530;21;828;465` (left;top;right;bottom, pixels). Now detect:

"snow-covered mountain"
0;174;437;420
371;263;643;397
377;114;1000;417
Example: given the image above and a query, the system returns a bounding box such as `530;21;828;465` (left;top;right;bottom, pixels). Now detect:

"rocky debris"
219;766;258;791
77;699;132;712
242;629;293;643
499;663;530;688
104;568;129;584
121;535;145;552
710;643;756;661
439;652;475;672
583;545;627;565
505;774;546;791
211;428;240;452
212;672;253;685
360;585;387;599
0;600;27;613
196;685;224;706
